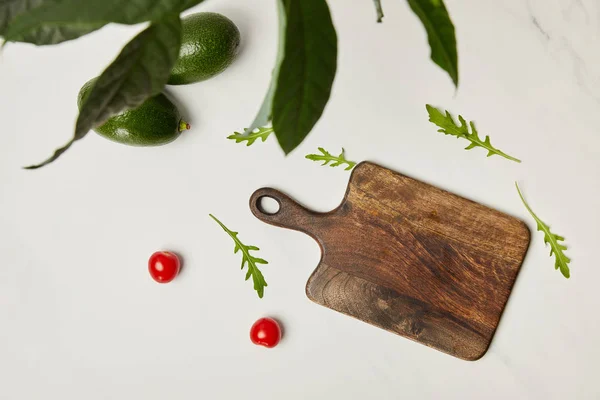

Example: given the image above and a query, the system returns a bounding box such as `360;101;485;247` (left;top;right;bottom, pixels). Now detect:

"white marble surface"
1;0;599;399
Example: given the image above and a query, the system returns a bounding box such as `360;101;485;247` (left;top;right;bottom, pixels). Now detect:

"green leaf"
0;0;105;45
516;183;571;278
272;0;338;154
373;0;384;22
425;104;521;163
24;15;181;169
228;127;273;146
242;0;287;135
0;0;45;34
209;214;268;298
3;0;203;45
407;0;458;86
306;147;356;170
7;22;106;45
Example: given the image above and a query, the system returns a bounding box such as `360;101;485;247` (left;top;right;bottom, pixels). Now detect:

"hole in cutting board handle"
250;188;323;236
256;196;281;215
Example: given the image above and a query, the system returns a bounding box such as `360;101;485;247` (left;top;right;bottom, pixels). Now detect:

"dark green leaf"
272;0;338;154
373;0;384;22
407;0;458;86
243;0;287;135
8;22;106;44
0;0;105;45
3;0;203;45
0;0;45;34
25;15;181;169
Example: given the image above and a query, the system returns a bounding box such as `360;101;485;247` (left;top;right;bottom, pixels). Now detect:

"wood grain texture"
250;162;530;360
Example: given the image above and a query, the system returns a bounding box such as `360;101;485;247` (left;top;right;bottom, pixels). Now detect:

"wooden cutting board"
250;162;530;360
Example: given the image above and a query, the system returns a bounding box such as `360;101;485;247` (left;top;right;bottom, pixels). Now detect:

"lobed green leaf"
209;214;269;298
516;183;571;278
425;104;521;163
305;147;356;170
227;127;273;146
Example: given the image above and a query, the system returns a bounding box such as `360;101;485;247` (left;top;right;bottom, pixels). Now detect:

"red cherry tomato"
250;318;282;348
148;251;180;283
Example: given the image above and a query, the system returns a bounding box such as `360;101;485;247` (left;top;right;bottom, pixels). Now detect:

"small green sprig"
516;183;571;278
209;214;268;298
227;127;273;146
426;104;521;163
305;147;356;170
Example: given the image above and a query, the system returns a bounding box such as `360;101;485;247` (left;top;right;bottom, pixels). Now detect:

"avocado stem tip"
179;120;191;132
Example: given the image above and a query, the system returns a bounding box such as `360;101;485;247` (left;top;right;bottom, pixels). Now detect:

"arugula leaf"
3;0;203;45
24;15;181;169
242;0;286;135
306;147;356;170
373;0;384;22
272;0;338;154
228;127;273;146
407;0;458;86
516;183;571;278
426;104;521;163
209;214;268;298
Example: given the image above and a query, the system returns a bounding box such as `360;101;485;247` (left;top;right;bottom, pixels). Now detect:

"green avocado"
78;78;189;146
168;12;241;85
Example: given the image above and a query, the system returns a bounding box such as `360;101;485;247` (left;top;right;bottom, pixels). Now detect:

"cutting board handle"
249;188;325;241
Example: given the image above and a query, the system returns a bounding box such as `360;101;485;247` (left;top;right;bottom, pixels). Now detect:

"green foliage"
10;22;107;45
3;0;204;44
373;0;384;22
242;0;287;135
0;0;105;45
370;0;457;84
209;214;269;298
516;183;571;279
0;0;47;34
25;15;182;169
228;127;273;146
306;147;356;170
426;104;521;163
271;0;338;154
1;0;465;167
407;0;458;86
